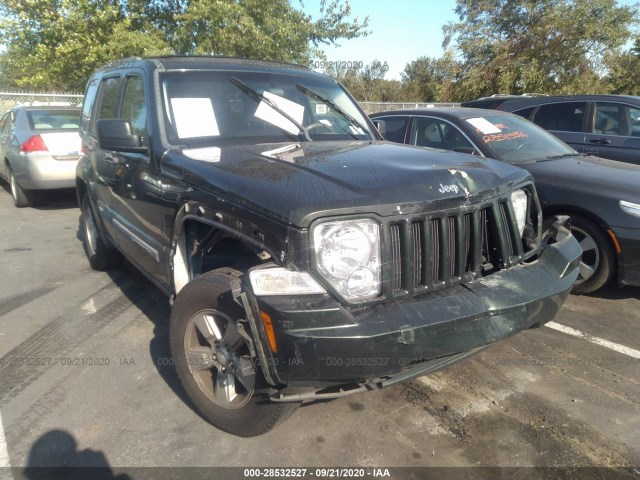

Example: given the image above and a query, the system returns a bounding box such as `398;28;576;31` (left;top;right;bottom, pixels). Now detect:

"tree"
443;0;637;98
401;53;461;102
0;0;368;91
0;0;171;91
605;37;640;95
325;60;397;102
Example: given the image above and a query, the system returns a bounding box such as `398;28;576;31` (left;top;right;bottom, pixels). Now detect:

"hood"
524;155;640;202
164;141;529;227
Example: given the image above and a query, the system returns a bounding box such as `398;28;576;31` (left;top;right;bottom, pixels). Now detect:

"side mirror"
372;119;387;139
97;119;146;153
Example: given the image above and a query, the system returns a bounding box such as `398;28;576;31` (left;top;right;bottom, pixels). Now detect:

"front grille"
385;189;539;296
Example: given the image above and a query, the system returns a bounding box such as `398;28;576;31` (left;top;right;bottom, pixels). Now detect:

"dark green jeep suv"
76;56;581;436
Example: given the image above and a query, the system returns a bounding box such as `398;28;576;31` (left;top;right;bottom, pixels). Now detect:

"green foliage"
0;0;171;91
605;37;640;94
0;0;368;91
325;60;404;102
401;53;462;102
443;0;638;99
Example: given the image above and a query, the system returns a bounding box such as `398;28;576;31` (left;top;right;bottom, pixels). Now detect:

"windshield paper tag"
466;118;502;135
254;92;305;135
171;98;220;138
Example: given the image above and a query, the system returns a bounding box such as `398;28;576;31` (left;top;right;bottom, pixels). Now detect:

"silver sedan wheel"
184;309;255;409
572;225;599;285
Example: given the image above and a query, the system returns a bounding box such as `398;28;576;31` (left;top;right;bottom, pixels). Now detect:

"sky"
301;0;460;80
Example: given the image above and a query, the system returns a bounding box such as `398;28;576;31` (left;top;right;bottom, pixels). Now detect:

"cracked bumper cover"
245;216;582;394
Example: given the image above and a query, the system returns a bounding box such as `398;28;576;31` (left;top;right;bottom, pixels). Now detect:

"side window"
412;118;443;147
411;117;473;151
81;79;99;134
377;116;409;143
531;102;586;132
120;76;147;136
97;77;121;120
512;106;535;120
593;102;640;137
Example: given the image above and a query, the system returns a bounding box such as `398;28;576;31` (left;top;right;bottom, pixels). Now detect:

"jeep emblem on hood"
439;183;459;194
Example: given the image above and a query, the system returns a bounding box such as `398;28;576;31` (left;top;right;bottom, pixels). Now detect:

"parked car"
461;93;548;110
465;94;640;166
370;107;640;293
77;56;580;436
0;105;81;207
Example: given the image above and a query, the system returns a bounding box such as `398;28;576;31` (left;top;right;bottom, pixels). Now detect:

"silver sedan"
0;105;81;207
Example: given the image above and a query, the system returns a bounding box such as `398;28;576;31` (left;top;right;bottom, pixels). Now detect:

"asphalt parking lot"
0;185;639;479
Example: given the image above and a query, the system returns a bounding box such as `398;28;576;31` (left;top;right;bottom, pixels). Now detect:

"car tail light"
20;135;48;153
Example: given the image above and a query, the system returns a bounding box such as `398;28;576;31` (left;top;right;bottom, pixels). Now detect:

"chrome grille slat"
389;224;402;291
412;222;423;286
383;188;539;296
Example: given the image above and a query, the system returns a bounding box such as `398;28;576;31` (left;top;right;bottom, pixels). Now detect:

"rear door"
583;101;640;165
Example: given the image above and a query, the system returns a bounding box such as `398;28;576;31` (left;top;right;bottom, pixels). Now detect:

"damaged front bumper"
240;216;582;402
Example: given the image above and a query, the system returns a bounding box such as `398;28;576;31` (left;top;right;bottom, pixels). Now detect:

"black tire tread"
569;214;616;294
170;269;299;437
81;194;124;270
10;169;33;208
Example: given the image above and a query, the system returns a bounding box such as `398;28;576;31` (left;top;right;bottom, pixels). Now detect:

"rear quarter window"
531;102;586;132
376;116;409;143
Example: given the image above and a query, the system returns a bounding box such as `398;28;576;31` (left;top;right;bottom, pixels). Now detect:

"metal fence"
0;92;460;117
359;101;460;115
0;92;83;113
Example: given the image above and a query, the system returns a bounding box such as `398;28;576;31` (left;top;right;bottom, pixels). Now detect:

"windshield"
463;113;578;163
160;70;374;146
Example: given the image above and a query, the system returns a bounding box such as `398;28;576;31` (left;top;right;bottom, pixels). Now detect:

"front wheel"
169;269;299;437
544;214;616;294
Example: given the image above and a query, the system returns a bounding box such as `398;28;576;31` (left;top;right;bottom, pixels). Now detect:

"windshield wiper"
228;76;312;142
542;152;581;160
296;83;365;140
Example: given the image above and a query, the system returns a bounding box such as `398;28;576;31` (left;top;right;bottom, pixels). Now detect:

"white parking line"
0;411;12;479
546;321;640;360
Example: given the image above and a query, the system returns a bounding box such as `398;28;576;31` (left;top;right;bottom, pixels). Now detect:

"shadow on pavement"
18;429;131;480
0;181;78;211
583;283;639;300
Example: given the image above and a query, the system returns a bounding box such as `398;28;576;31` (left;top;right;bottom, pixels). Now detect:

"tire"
9;168;34;208
544;214;616;294
169;269;299;437
80;194;124;270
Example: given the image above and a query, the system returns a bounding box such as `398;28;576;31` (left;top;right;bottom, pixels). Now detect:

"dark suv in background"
76;56;581;436
468;95;640;165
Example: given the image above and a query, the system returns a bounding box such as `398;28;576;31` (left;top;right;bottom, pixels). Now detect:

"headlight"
250;268;326;296
620;200;640;218
313;219;381;300
511;189;528;237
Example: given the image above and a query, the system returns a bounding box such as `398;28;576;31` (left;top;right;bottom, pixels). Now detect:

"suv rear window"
27;110;80;130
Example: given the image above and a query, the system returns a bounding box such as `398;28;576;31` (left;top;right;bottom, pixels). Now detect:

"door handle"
590;138;611;145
